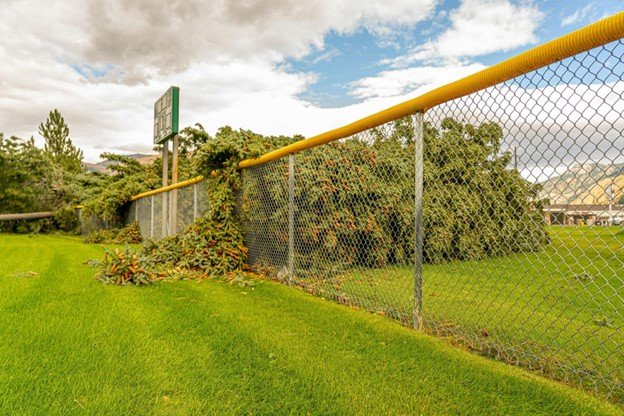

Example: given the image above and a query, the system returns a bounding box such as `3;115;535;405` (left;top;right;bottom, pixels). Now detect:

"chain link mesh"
241;39;624;401
79;211;114;235
421;39;624;400
242;125;418;322
126;181;209;240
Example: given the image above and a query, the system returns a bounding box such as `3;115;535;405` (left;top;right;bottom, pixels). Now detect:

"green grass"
317;226;624;399
0;234;621;415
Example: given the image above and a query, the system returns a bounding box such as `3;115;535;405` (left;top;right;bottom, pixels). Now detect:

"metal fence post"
288;154;295;284
167;191;172;236
414;112;424;330
193;183;198;220
150;196;154;239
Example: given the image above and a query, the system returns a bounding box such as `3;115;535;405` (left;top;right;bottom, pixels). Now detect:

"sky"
0;0;621;162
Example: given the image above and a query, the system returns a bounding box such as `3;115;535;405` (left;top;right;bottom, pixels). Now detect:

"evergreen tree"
0;134;55;215
39;109;84;173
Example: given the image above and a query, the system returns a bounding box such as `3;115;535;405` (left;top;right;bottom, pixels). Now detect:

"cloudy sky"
0;0;621;162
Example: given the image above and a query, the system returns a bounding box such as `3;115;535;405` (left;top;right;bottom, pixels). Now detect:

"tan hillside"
540;163;624;205
83;153;158;174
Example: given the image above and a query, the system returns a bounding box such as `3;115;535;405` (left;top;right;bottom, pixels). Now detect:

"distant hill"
540;162;624;205
83;154;158;174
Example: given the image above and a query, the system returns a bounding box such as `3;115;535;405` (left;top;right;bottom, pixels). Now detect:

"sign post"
171;134;179;233
161;140;169;236
154;86;180;236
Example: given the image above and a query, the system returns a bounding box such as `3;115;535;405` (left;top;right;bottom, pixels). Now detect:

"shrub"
91;247;154;285
83;222;142;244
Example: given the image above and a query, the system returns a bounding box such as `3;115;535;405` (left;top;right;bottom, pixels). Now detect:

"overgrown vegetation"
242;117;548;279
89;126;298;284
3;112;547;283
80;153;162;225
83;222;142;244
0;134;55;217
0;110;101;233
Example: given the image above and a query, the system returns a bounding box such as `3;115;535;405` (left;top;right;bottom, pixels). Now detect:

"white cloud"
385;0;544;67
349;63;486;99
310;48;343;65
5;0;440;84
0;0;439;161
428;80;624;182
561;3;594;27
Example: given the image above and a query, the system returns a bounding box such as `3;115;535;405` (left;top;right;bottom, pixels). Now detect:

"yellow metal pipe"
238;11;624;169
130;176;204;201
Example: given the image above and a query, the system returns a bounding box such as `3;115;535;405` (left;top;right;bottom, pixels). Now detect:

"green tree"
0;134;60;231
239;116;548;273
39;109;84;173
80;153;163;223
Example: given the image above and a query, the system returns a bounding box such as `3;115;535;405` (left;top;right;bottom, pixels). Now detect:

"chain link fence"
240;39;624;401
126;180;209;240
119;32;624;400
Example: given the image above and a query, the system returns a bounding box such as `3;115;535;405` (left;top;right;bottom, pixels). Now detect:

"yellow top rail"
130;176;204;201
238;11;624;169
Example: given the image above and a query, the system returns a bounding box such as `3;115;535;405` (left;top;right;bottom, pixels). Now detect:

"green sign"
153;86;179;144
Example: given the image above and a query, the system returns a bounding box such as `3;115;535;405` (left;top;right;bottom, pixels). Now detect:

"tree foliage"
422;118;548;262
1;110;91;232
80;153;162;224
0;134;68;232
90;127;297;284
39;109;84;173
0;134;55;215
241;117;548;275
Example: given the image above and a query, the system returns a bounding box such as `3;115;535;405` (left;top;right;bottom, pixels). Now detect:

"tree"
239;116;548;273
0;134;59;232
39;109;84;173
80;153;163;223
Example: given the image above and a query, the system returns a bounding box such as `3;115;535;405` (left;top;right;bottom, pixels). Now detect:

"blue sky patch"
286;0;623;108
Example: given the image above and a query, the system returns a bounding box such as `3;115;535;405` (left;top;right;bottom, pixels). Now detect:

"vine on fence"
89;127;297;284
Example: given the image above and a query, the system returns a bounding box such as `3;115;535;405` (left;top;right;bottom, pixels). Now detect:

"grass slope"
0;234;620;415
322;226;623;397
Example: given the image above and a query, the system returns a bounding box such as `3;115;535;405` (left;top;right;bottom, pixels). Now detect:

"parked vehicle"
594;214;624;226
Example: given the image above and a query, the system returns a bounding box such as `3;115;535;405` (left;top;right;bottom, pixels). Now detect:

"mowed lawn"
0;235;621;415
317;226;624;399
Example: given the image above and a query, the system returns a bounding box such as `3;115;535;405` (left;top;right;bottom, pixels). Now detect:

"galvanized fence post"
168;191;172;236
162;192;168;238
288;154;295;284
150;196;154;239
414;112;424;330
193;183;198;220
